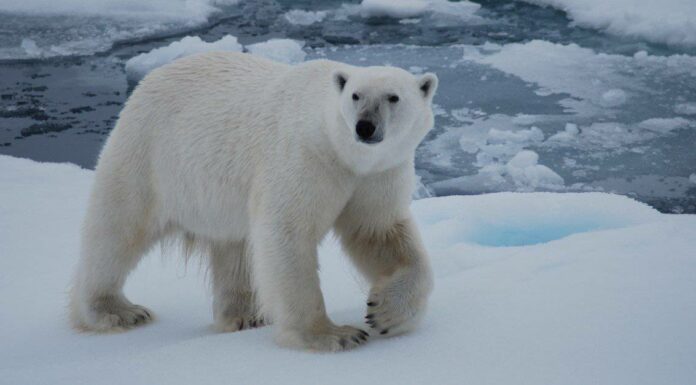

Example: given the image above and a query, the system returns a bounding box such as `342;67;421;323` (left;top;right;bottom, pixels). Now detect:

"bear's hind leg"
210;241;266;332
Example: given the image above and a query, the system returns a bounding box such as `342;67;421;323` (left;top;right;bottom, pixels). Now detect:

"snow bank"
2;154;695;385
125;36;305;83
521;0;696;47
358;0;481;20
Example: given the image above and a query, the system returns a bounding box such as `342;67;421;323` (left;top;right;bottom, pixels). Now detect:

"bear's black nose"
356;120;376;141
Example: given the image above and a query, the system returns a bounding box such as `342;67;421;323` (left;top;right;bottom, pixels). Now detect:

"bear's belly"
170;192;250;242
155;170;253;242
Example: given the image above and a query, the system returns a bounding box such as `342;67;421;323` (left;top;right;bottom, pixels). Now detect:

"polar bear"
70;52;437;352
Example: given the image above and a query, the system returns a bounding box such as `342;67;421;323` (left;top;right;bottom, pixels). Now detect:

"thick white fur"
70;52;436;352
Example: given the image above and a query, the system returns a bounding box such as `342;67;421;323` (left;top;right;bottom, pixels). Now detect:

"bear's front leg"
250;217;368;352
338;216;433;336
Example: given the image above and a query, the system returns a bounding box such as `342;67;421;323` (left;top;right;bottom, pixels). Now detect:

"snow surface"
521;0;696;47
125;36;305;83
2;154;696;384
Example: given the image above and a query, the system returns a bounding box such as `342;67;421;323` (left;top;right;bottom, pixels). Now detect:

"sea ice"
246;39;306;65
521;0;696;47
125;35;242;83
357;0;481;20
283;10;327;26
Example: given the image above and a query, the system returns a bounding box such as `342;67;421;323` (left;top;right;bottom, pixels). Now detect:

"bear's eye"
352;93;360;101
388;94;399;103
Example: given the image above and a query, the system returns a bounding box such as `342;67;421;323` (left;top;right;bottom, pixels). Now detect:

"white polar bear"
70;52;437;352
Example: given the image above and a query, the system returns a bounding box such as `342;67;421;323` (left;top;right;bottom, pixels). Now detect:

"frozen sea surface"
0;0;695;212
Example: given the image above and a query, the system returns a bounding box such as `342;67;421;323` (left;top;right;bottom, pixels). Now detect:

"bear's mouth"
356;134;383;145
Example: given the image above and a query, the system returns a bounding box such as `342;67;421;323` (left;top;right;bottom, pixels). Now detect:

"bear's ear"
418;73;438;100
333;71;348;92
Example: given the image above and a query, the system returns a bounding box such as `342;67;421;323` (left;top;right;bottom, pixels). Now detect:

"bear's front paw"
364;269;430;336
275;324;369;352
73;295;154;332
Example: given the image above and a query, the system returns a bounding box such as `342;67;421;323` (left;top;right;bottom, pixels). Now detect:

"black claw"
367;301;377;307
143;309;151;318
250;320;257;328
358;333;367;341
380;329;389;335
351;336;360;344
365;314;374;319
339;338;347;348
359;329;369;337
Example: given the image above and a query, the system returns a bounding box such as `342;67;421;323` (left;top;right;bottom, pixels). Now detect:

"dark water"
1;0;695;213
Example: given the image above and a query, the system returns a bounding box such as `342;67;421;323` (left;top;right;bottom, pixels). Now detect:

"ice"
2;155;695;384
690;174;696;184
246;39;306;65
505;150;564;190
468;40;696;116
413;174;434;199
356;0;481;20
19;38;41;58
521;0;696;47
283;10;327;26
638;117;691;134
125;35;243;83
675;102;696;115
0;0;238;19
547;123;579;142
600;89;627;107
0;0;239;60
125;36;305;83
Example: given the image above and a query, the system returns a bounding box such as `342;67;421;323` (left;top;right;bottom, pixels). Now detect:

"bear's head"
330;66;438;174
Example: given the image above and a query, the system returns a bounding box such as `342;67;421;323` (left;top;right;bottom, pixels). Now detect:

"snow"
1;154;696;384
125;36;305;83
520;0;696;47
246;39;306;65
284;10;327;26
125;35;242;83
358;0;481;20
